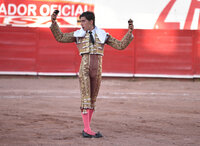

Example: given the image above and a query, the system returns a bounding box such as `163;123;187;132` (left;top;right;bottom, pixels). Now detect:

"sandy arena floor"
0;76;200;146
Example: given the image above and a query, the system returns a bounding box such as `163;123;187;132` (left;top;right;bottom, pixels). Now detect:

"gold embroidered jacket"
50;22;133;55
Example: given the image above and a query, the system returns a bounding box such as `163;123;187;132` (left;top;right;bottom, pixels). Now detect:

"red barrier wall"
134;30;194;75
195;31;200;75
0;26;37;72
0;26;199;78
37;27;79;73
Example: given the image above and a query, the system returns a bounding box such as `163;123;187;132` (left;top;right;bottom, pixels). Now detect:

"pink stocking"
81;109;95;135
89;109;94;123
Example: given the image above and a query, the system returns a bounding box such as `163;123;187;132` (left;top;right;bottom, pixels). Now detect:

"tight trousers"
79;54;102;114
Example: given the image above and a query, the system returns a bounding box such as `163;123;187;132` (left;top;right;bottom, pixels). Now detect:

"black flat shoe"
82;130;103;138
82;130;93;138
93;131;103;138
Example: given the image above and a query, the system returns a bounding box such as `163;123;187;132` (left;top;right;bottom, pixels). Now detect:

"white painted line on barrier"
38;72;77;76
193;75;200;78
134;74;194;79
0;71;199;79
0;71;37;75
102;73;134;77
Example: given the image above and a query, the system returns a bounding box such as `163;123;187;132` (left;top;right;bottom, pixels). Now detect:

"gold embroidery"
79;54;102;113
50;22;76;43
77;33;105;55
106;32;133;50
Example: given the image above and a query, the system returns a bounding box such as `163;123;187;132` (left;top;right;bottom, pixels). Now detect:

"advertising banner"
0;0;94;27
0;0;199;29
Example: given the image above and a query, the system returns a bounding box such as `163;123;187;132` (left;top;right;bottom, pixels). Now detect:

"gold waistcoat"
76;32;105;56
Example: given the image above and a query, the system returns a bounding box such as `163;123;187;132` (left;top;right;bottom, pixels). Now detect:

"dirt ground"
0;76;200;146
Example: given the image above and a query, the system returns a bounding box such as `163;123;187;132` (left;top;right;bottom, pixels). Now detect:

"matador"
50;11;134;138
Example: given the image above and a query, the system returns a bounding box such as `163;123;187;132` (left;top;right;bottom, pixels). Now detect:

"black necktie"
89;31;94;45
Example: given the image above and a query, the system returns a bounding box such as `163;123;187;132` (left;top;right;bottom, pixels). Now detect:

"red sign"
0;0;94;27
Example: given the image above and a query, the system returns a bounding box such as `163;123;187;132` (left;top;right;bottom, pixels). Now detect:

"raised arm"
50;10;76;43
106;19;134;50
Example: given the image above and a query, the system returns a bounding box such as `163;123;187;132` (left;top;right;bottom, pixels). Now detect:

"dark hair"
79;11;95;26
